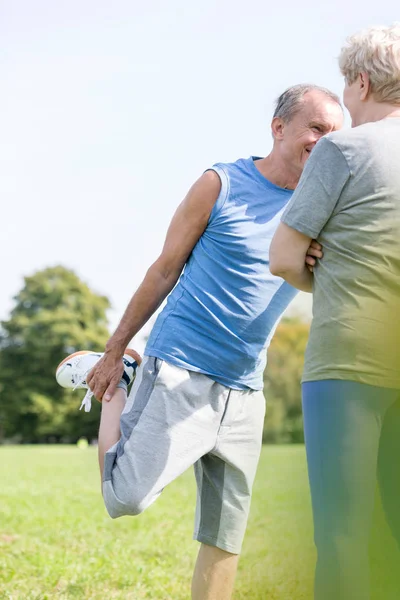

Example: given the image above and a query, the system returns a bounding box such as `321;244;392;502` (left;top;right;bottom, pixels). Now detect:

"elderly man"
270;24;400;600
58;84;343;599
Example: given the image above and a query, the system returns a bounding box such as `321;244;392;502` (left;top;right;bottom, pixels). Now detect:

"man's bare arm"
87;170;221;401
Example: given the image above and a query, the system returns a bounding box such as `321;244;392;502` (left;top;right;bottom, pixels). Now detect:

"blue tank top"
145;157;298;390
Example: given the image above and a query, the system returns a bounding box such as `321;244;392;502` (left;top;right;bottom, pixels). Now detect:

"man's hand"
305;240;323;272
86;352;125;403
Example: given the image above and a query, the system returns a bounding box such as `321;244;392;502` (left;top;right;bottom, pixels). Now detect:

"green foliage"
0;266;110;442
263;317;310;444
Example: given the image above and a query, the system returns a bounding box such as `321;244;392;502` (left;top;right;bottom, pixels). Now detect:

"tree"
0;266;110;442
263;317;310;443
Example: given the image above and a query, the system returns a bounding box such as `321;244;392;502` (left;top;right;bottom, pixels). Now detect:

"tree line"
0;266;309;444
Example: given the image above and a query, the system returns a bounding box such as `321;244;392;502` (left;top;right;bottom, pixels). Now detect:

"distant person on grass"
270;23;400;600
57;84;343;599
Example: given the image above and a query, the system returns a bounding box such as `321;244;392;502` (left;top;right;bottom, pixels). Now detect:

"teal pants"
303;380;400;600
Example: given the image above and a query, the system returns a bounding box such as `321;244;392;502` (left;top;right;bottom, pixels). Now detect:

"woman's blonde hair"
339;23;400;104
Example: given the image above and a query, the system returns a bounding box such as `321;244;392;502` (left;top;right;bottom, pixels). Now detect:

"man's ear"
359;72;371;101
271;116;285;140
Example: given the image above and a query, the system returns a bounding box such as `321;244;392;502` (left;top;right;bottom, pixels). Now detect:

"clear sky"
1;1;398;351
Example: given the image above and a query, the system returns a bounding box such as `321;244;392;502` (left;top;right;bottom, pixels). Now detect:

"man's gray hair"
273;84;342;122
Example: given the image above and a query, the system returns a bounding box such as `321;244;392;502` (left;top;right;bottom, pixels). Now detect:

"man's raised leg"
55;348;139;486
98;387;127;480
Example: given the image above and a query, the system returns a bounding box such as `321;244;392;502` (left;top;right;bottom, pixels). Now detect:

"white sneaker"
55;349;141;412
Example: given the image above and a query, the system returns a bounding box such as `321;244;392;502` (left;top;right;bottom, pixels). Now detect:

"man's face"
276;91;344;176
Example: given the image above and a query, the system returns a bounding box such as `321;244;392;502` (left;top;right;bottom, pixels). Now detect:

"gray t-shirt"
282;118;400;388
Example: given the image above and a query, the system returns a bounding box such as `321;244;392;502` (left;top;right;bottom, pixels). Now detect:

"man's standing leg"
192;388;266;600
192;544;239;600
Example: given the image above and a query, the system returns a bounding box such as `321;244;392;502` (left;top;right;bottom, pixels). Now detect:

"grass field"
0;445;399;600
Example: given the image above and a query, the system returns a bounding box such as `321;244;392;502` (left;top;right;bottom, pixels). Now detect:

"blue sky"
1;1;398;351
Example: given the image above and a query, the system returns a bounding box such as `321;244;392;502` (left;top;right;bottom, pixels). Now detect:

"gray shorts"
103;356;265;554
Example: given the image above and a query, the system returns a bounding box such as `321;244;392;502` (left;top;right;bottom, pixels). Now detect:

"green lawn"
0;445;399;599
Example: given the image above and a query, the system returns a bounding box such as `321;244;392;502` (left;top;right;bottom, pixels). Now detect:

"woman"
270;24;400;599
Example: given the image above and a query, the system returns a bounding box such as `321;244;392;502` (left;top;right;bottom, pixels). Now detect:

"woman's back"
307;118;400;387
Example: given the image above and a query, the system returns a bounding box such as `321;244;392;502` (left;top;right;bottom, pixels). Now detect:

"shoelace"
72;371;93;412
79;389;94;413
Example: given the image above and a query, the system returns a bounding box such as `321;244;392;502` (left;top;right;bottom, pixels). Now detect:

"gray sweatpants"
103;356;265;554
